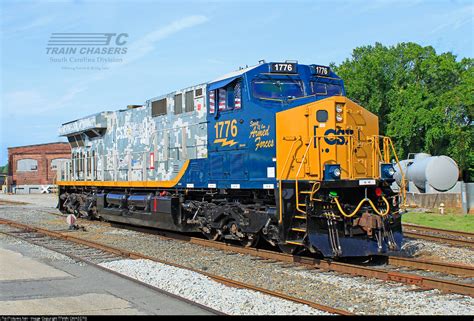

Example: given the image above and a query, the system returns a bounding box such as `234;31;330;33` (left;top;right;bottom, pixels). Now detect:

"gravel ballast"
100;259;332;315
1;197;473;315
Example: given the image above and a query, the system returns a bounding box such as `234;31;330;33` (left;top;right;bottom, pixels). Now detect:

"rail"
0;218;352;315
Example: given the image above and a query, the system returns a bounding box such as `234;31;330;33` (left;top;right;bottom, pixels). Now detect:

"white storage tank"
394;153;459;192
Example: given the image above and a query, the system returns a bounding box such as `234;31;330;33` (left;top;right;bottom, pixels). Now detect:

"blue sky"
0;0;473;165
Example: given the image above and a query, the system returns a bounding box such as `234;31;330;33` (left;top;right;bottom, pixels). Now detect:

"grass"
402;212;474;233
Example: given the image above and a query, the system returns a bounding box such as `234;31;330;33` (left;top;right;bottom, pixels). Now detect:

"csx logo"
324;129;354;145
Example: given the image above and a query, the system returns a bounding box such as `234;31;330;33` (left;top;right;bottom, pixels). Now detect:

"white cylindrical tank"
394;153;459;192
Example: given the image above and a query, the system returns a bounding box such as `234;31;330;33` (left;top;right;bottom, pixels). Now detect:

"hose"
332;196;391;218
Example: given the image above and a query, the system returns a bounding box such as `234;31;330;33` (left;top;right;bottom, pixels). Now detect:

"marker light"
375;187;383;197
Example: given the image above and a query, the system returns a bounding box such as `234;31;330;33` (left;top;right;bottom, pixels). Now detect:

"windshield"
311;81;342;96
252;80;304;100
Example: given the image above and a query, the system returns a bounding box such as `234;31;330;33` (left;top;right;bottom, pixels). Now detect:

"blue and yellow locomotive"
57;61;403;257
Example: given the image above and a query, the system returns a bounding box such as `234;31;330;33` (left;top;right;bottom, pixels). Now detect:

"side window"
227;86;235;109
152;98;167;117
234;82;241;109
327;84;342;96
209;90;215;113
218;88;226;111
311;81;342;96
174;94;183;115
17;159;38;172
51;158;69;170
312;82;327;95
209;81;242;114
185;90;194;112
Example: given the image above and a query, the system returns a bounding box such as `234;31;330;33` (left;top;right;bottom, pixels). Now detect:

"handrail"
371;135;407;207
278;137;302;180
295;137;315;214
278;137;302;223
277;133;406;223
384;137;407;207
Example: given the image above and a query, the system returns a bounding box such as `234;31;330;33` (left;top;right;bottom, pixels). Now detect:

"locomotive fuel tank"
106;193;128;208
127;194;153;211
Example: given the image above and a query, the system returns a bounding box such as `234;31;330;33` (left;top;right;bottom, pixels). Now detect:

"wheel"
240;234;260;247
204;228;220;241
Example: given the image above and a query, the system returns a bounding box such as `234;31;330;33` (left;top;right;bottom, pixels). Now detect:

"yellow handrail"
295;137;315;214
384;137;407;207
278;137;302;224
277;133;405;224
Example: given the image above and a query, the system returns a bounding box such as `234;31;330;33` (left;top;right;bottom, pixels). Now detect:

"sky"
0;0;473;165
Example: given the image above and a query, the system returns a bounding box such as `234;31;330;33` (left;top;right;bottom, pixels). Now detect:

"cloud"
65;15;209;95
124;15;209;66
347;0;424;15
1;15;209;118
0;14;56;40
429;5;473;35
1;85;87;117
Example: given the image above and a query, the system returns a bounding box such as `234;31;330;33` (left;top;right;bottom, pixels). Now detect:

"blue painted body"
176;63;345;189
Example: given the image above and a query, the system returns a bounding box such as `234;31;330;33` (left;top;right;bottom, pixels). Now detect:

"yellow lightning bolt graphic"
214;138;238;147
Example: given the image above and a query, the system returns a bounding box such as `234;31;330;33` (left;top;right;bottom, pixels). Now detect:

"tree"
332;42;473;180
0;163;7;174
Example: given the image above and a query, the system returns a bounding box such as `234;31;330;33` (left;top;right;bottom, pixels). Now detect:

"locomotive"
57;61;404;257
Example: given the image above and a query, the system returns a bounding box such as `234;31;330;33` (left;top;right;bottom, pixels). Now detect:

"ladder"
284;137;315;247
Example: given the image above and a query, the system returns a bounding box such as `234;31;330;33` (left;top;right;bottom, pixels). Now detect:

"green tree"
0;163;7;174
332;42;474;180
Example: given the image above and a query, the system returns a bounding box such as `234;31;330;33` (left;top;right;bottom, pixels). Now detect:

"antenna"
258;59;266;64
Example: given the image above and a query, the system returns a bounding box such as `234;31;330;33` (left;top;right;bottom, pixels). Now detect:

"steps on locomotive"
286;239;305;246
284;189;310;246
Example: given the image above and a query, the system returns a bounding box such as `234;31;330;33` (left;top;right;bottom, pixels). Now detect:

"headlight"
335;103;344;113
336;114;343;122
324;164;341;180
381;163;395;179
388;167;395;176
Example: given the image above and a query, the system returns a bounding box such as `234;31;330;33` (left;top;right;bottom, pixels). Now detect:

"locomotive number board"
313;65;330;76
270;62;297;73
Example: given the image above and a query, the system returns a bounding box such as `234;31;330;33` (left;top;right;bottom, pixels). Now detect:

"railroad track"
0;218;351;316
1;203;473;294
112;223;474;297
0;223;222;316
403;223;474;249
2;216;472;298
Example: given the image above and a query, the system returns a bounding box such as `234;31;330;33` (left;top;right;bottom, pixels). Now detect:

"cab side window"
209;81;242;114
234;82;241;109
218;88;226;111
311;81;342;96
